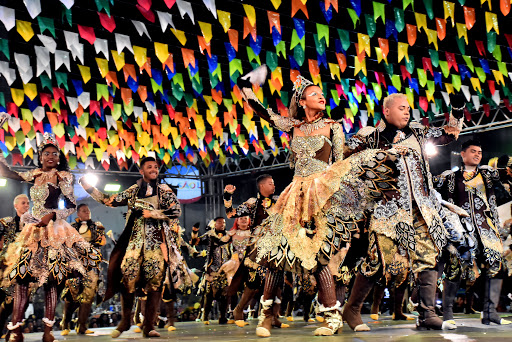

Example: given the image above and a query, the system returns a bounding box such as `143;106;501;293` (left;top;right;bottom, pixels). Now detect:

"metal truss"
430;106;512;135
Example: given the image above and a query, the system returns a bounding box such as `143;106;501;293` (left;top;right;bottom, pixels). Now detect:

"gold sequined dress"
2;169;101;287
240;86;390;273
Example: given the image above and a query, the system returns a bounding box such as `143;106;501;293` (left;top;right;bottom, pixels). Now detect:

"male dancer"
342;93;464;331
80;156;184;338
60;203;107;335
190;217;231;324
0;195;30;336
223;174;284;328
434;140;512;325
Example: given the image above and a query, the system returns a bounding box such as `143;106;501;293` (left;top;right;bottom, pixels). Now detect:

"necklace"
297;118;328;135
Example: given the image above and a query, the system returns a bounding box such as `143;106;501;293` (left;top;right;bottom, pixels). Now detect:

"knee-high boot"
42;284;58;342
342;273;374;331
442;279;460;322
272;292;289;328
233;288;257;327
370;284;385;320
165;300;176;331
256;270;282;337
60;300;79;334
218;295;229;324
142;291;162;338
416;270;456;330
76;302;93;334
111;291;135;338
481;276;511;325
7;284;29;342
202;290;214;324
393;280;413;320
313;266;342;336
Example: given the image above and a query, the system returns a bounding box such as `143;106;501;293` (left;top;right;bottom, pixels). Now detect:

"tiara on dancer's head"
37;132;60;153
293;76;314;104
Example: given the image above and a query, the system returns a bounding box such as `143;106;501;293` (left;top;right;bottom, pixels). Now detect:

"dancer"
60;204;106;335
434;140;512;325
80;156;185;338
341;93;464;331
0;133;101;342
239;66;389;336
190;217;231;325
0;195;30;336
223;175;286;329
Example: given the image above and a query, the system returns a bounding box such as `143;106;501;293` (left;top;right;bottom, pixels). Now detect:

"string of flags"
0;0;511;170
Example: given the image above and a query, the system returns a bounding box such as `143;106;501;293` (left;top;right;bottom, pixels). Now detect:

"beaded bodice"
291;134;332;177
30;183;61;220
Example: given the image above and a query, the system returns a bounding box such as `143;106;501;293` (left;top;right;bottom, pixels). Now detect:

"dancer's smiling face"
237;216;250;231
140;160;159;181
299;86;326;113
40;146;60;170
461;145;482;167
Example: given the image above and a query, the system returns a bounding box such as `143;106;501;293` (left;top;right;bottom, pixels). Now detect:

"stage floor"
21;314;512;341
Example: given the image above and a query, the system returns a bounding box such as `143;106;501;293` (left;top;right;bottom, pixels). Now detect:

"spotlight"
451;166;460;172
83;173;99;187
104;183;121;192
58;199;65;209
425;142;438;157
0;178;6;187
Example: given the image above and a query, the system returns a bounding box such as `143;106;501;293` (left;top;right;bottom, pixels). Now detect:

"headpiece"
292;76;314;104
37;133;60;153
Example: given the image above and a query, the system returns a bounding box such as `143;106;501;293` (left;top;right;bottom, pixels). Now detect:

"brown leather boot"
42;319;55;342
142;291;161;338
342;273;374;331
370;284;385;321
255;298;273;337
233;288;257;327
271;297;289;328
76;303;93;334
6;323;23;342
393;281;414;321
416;270;456;330
314;303;343;336
111;292;135;338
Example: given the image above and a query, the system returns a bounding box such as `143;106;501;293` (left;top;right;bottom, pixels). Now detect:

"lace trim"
42;318;55;327
7;321;24;330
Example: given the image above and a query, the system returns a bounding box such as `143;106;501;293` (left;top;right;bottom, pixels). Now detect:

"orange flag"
406;24;417;46
501;0;511;16
464;6;476;30
291;0;309;18
243;17;257;41
181;48;196;68
121;88;132;105
228;29;238;51
435;18;446;41
123;64;137;82
290;69;301;83
335;53;347;73
267;11;281;33
137;86;148;103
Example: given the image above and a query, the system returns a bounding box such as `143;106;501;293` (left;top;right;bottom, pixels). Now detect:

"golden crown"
37;132;60;153
292;75;314;104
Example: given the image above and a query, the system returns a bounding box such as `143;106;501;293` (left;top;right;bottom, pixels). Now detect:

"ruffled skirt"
248;149;391;273
3;219;102;287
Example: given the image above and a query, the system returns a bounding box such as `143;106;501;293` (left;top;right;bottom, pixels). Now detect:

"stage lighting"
83;173;99;187
0;178;6;187
104;183;121;192
425;142;438;157
58;199;65;209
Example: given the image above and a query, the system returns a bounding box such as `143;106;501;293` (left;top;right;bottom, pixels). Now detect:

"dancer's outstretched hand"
224;184;236;194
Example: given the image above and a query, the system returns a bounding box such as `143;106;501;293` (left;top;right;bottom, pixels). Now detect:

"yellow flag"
243;4;256;26
154;42;169;64
78;65;91;83
415;12;427;32
133;46;147;68
470;77;481;92
426;28;438;50
23;83;37;101
443;1;455;27
481;0;491;10
16;20;34;42
95;58;109;77
270;0;281;9
171;29;187;46
492;69;505;85
354;57;367;76
397;42;409;62
111;50;125;71
328;63;340;81
456;23;468;44
485;12;499;34
198;21;213;43
11;88;24;107
357;33;371;56
217;10;231;32
445;83;454;94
